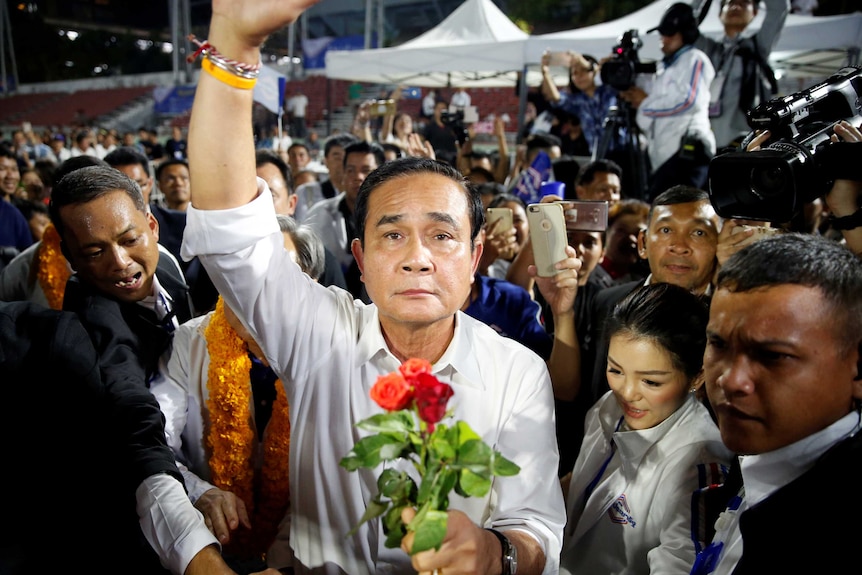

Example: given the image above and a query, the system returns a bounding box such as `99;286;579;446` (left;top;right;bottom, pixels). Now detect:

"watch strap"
486;528;516;575
829;208;862;231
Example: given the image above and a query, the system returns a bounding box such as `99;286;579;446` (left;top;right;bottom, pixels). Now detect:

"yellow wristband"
202;57;257;90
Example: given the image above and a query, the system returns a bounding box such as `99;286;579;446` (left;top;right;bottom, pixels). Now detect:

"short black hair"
342;140;386;170
353;157;484;249
606;282;710;382
104;146;151;176
577;159;623;187
649;185;709;223
155;158;189;182
324;133;360;158
53;156;109;187
256;149;294;194
717;233;862;351
49;165;145;241
381;142;404;160
488;192;526;212
0;144;15;161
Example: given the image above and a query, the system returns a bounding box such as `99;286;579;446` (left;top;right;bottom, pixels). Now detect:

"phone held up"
555;200;609;232
527;203;568;277
485;207;514;234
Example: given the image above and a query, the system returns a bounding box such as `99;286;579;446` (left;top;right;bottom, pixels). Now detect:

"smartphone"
368;99;396;117
546;51;572;68
486;207;513;234
527;203;568;277
555;200;609;232
731;224;782;243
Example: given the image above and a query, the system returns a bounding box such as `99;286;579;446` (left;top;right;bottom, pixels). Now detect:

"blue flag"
512;151;552;205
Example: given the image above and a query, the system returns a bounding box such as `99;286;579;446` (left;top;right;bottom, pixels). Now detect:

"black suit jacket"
63;251;192;382
0;301;179;574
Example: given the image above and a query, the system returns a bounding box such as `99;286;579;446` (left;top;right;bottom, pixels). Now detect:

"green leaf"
456;439;494;475
378;468;417;502
492;451;521;476
355;411;415;434
429;431;456;462
455;420;481;446
458;468;492;497
346;496;389;537
382;504;409;548
408;509;449;554
340;434;409;470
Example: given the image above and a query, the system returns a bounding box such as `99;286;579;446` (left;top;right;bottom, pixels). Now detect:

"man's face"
288;146;310;172
567;230;604;286
0;156;20;198
576;171;621;204
343;152;379;208
324;145;346;186
705;285;861;455
158;164;191;209
720;0;756;29
605;213;647;269
660;32;684;56
28;211;50;242
351;172;481;333
257;162;297;216
58;190;160;304
115;164;153;205
638;200;719;294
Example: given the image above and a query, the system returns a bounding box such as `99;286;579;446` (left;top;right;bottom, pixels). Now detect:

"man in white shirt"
181;1;568;573
286;88;309;139
693;233;862;574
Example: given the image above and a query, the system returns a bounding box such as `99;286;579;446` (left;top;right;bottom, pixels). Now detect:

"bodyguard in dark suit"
48;165;193;382
0;300;236;575
692;233;862;574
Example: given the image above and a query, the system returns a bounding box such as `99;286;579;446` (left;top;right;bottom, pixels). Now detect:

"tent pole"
516;65;528;145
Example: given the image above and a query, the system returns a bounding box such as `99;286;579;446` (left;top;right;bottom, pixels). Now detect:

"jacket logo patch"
608;494;637;527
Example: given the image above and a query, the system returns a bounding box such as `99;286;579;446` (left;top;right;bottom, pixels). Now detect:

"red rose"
370;372;413;411
399;358;433;382
413;372;454;430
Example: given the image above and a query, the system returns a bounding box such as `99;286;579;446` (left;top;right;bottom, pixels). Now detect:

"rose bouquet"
340;358;520;554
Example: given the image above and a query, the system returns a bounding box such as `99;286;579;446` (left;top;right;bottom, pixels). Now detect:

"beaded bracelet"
188;34;260;90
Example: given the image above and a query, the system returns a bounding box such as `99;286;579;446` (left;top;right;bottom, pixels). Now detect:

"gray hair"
277;215;325;280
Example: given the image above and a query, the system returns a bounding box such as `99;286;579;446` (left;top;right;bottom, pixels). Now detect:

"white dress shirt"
182;180;566;574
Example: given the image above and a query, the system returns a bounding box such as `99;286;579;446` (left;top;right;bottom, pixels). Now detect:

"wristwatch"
486;528;518;575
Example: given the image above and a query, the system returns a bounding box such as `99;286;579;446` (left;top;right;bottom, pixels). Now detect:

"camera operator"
695;0;790;150
422;98;460;166
540;51;623;157
618;2;715;200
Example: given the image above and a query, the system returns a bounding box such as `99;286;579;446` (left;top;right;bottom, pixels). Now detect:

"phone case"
527;203;568;277
556;200;609;232
486;207;513;234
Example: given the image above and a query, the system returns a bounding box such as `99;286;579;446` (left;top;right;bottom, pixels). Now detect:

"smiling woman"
559;282;732;575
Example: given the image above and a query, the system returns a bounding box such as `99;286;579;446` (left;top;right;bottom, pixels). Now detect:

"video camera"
600;30;657;91
440;105;478;146
707;66;862;222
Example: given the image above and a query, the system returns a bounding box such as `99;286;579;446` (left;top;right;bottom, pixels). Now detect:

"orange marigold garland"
37;224;72;310
204;297;291;558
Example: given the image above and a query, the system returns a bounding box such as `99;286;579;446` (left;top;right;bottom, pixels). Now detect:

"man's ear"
351;238;364;276
851;341;862;405
147;211;159;242
637;229;648;259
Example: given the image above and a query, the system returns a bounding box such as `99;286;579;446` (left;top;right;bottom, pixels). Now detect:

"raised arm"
189;0;319;211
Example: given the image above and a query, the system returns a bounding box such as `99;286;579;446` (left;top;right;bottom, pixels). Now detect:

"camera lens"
750;164;789;199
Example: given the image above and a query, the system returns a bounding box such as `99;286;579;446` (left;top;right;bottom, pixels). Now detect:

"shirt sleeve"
136;473;220;575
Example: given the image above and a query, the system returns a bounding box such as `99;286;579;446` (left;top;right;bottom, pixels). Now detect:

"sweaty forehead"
651;201;717;227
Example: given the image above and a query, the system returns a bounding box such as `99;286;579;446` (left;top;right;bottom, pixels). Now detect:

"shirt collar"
354;307;484;391
136;273;175;325
739;410;861;507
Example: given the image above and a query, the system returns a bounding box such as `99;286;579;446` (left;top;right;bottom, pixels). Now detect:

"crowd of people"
1;0;862;574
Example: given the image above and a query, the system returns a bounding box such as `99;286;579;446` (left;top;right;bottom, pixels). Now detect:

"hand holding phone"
486;207;513;235
527;203;568;277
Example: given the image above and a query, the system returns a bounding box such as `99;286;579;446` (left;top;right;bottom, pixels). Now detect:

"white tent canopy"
325;0;529;87
324;0;861;88
526;1;862;78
